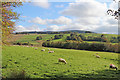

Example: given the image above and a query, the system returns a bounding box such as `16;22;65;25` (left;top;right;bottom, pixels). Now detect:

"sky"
14;0;118;34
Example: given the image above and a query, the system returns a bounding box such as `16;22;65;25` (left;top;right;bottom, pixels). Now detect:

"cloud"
55;4;64;8
28;17;46;25
15;25;43;32
17;0;118;34
29;16;72;25
32;0;50;8
47;16;72;25
109;1;118;10
59;0;118;34
45;25;60;31
61;1;107;17
15;25;26;32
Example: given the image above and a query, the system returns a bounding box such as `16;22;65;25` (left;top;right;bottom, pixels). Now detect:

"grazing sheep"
48;51;54;53
96;55;100;58
35;48;38;50
41;49;45;51
109;64;118;70
96;53;99;54
58;58;67;64
48;48;50;51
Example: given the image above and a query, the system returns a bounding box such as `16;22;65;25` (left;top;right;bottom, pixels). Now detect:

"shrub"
42;41;120;53
54;35;63;39
36;36;42;40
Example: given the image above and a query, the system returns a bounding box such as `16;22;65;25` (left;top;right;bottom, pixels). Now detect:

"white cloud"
61;1;107;17
15;25;43;32
29;17;46;25
17;0;118;34
109;1;118;10
47;16;72;25
29;16;72;25
55;4;64;8
15;25;26;32
32;0;50;8
59;0;118;34
45;25;60;31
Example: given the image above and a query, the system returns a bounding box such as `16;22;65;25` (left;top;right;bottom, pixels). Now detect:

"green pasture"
14;33;118;45
2;46;119;78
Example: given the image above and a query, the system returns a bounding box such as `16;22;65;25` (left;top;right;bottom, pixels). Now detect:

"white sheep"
58;58;67;64
35;48;38;50
48;51;54;53
109;64;118;70
41;49;45;51
96;53;99;54
96;55;100;58
48;48;50;51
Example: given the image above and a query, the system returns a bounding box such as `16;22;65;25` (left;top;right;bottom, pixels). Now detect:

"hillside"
15;30;94;34
2;45;119;78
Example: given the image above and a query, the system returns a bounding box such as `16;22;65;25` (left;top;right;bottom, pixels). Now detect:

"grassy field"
2;45;119;78
15;34;56;44
13;33;118;45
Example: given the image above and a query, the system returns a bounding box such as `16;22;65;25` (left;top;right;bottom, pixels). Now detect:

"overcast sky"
15;0;118;34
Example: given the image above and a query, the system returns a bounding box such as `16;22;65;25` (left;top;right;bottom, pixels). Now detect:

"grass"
14;33;118;45
2;45;119;78
15;34;56;44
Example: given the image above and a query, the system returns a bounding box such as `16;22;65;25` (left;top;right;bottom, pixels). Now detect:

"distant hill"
15;30;94;34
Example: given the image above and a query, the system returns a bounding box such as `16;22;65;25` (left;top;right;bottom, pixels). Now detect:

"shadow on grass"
54;63;59;64
2;69;120;80
41;69;120;80
2;69;30;80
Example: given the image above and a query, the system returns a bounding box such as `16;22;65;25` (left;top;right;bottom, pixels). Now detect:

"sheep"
96;55;100;58
48;51;54;53
35;48;38;50
109;64;118;70
96;53;99;54
48;48;50;51
58;58;67;64
41;49;45;51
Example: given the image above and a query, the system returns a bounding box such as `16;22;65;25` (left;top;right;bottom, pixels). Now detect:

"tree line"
42;41;120;53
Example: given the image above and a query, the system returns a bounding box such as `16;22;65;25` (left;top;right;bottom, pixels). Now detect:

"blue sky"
14;0;118;34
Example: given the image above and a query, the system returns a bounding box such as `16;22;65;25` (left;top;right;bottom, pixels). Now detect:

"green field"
14;33;118;45
15;34;56;44
2;45;119;78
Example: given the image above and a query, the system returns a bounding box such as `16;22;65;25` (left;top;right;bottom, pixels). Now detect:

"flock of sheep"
35;48;67;64
35;47;118;70
93;53;118;70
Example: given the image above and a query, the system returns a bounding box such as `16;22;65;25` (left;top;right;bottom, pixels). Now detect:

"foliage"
66;33;83;42
43;41;120;53
54;34;63;39
36;36;42;40
107;0;120;20
2;1;22;44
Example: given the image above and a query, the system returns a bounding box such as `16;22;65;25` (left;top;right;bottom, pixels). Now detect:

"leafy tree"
36;36;42;40
1;1;22;44
54;34;63;39
107;0;120;20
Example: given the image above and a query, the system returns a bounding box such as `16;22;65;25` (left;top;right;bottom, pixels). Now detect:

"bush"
42;41;120;53
54;35;63;39
36;36;42;40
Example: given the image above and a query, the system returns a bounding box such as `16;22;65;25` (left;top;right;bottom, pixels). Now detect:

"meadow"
2;45;119;79
13;33;119;45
